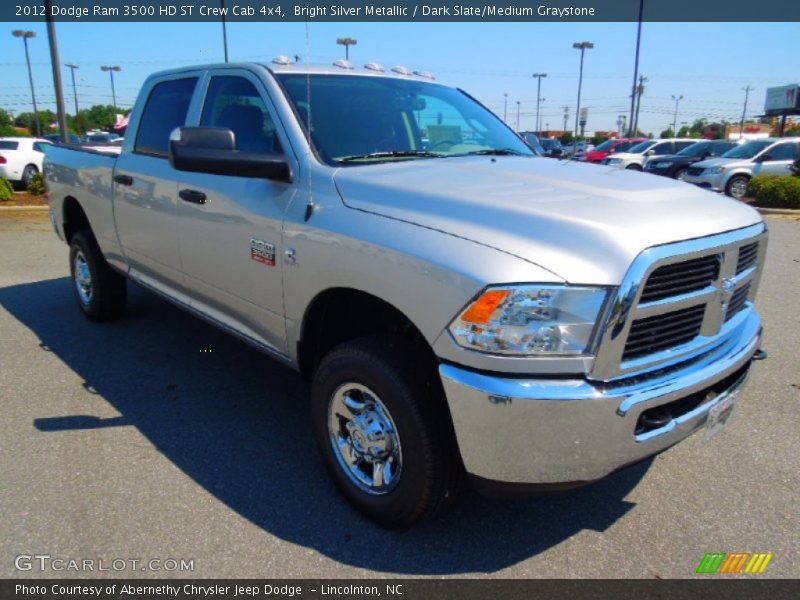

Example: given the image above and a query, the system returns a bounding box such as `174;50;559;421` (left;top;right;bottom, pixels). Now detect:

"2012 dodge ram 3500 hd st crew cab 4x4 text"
45;60;767;528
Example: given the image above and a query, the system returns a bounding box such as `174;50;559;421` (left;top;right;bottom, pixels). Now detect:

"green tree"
14;110;57;134
559;131;574;145
660;128;675;139
591;134;608;146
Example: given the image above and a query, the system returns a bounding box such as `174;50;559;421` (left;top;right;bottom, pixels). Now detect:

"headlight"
654;161;672;168
606;158;621;164
448;285;609;356
704;166;726;174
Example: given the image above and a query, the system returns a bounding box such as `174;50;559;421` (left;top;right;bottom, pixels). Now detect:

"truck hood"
332;156;762;285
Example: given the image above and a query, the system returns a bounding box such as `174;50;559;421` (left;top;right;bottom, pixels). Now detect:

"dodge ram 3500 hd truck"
45;60;767;528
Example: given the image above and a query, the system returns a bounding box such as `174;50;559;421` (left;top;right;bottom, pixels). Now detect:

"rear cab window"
134;77;198;157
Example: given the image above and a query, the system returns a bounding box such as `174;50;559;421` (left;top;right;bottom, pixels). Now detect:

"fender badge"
250;238;275;266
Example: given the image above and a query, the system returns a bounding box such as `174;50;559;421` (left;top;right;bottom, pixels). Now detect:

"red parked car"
574;138;648;163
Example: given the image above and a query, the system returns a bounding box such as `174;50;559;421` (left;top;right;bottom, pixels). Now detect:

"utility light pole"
739;86;754;140
12;29;40;136
532;73;547;134
220;0;229;62
100;65;121;111
336;37;357;60
563;105;570;133
516;100;521;132
44;1;68;143
572;41;593;140
627;0;645;136
65;63;79;117
503;92;508;122
632;74;647;137
671;94;683;134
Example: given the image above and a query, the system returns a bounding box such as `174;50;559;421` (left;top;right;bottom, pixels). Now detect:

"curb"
0;205;49;211
756;207;800;216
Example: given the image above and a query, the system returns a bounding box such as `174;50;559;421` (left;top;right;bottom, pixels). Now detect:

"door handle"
179;189;207;204
113;173;133;186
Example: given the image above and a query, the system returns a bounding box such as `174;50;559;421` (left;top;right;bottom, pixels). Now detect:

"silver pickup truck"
45;61;767;528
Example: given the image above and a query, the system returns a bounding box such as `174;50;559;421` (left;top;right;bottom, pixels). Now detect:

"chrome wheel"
328;383;402;495
728;177;748;199
73;250;93;305
674;168;687;181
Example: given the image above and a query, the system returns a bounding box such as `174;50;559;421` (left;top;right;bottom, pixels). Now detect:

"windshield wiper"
338;150;442;162
453;148;528;157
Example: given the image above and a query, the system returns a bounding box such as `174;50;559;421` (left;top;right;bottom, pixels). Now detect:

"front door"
176;71;295;355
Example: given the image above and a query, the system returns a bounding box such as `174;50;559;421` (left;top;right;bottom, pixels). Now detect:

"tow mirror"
169;127;292;183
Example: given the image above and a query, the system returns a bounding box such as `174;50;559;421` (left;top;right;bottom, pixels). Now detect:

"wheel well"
62;196;91;243
298;288;432;380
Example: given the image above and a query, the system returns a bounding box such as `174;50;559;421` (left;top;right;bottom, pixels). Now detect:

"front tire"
69;230;127;321
673;167;688;181
725;175;750;199
311;335;463;528
626;163;642;171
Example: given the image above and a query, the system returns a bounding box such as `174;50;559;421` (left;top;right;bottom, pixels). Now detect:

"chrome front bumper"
439;309;762;485
684;172;725;191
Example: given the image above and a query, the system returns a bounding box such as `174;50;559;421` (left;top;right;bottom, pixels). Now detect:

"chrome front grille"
591;223;767;381
639;254;720;302
736;242;759;274
623;305;706;360
725;283;751;322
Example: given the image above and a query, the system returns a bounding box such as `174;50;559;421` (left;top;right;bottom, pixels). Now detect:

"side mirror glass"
169;127;292;183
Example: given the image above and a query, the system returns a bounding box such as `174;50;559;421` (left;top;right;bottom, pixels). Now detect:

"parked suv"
684;137;800;199
539;137;564;158
574;137;647;163
603;139;698;170
644;139;742;180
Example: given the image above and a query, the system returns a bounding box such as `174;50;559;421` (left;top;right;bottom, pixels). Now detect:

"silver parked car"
684;137;800;199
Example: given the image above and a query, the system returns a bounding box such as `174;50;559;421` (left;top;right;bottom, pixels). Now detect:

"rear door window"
768;142;797;161
0;141;19;150
135;77;198;157
674;141;695;152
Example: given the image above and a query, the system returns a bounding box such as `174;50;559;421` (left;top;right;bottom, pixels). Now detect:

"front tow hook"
752;349;768;361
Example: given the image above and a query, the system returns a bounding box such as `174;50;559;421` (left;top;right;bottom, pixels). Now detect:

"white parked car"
0;137;53;186
602;138;697;171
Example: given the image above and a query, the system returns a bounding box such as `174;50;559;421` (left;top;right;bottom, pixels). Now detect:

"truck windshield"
276;73;533;165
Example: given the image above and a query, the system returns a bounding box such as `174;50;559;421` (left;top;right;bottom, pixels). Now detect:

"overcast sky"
2;20;798;134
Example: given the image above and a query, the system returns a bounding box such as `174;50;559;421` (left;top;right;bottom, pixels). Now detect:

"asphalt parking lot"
0;211;798;579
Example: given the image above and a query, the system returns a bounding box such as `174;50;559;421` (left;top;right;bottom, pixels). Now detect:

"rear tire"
69;230;127;322
21;164;38;187
311;335;463;529
725;175;749;199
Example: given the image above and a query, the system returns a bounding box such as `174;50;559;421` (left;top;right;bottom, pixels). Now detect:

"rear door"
175;69;296;355
755;141;799;176
113;74;200;290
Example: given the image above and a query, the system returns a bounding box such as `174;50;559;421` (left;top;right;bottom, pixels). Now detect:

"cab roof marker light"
413;70;435;80
272;56;293;65
364;62;385;72
391;65;412;76
333;59;354;70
